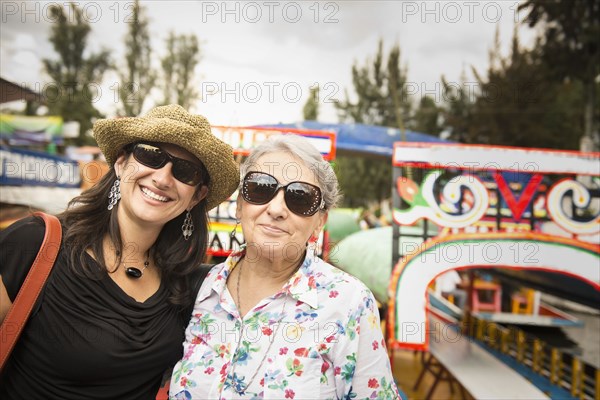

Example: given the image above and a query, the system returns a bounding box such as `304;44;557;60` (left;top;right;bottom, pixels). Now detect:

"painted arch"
386;232;600;351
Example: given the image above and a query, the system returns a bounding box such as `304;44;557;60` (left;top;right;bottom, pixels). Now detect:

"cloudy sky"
1;0;536;126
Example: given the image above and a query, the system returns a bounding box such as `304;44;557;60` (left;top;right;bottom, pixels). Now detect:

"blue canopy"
258;121;450;157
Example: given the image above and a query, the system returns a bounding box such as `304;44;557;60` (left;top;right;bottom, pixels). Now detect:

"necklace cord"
229;257;303;394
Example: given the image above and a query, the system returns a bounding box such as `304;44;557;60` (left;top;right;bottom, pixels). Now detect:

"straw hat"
93;104;239;210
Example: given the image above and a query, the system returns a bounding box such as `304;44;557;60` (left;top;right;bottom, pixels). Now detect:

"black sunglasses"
241;171;324;216
130;143;207;186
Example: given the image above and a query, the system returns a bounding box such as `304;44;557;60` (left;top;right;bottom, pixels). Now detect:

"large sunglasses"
241;171;324;216
130;143;207;186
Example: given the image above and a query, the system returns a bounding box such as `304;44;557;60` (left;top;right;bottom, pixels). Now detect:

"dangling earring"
230;219;240;240
307;236;318;262
182;210;194;240
107;177;121;210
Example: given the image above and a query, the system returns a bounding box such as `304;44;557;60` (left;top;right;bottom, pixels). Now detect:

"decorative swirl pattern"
394;170;489;228
547;178;600;235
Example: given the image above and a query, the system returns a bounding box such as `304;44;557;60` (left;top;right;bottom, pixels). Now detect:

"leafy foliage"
160;32;201;109
442;28;586;149
412;96;441;136
519;0;600;149
42;3;111;145
119;0;155;116
335;40;411;128
302;86;320;120
440;71;475;143
334;40;410;207
333;157;392;208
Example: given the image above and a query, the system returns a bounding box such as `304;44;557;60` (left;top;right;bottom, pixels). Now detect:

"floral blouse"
170;250;400;399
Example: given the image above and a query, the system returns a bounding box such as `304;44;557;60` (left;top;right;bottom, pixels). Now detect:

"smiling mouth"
141;186;170;202
261;224;286;234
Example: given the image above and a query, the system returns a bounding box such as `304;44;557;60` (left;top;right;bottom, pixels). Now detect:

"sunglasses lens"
133;144;166;168
133;143;204;186
285;183;322;216
242;172;323;216
243;172;278;204
172;161;203;186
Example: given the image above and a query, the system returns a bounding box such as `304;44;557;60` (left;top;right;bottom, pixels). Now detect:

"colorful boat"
387;143;599;399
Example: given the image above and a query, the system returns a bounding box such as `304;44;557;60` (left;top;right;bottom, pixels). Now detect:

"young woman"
0;104;239;399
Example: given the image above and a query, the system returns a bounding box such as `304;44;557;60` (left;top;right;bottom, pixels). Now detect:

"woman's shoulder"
0;215;47;248
311;258;374;296
306;259;379;316
193;261;228;302
0;215;55;300
206;260;227;277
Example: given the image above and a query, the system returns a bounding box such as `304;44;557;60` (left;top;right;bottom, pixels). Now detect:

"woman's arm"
336;288;401;399
0;216;46;318
0;277;11;323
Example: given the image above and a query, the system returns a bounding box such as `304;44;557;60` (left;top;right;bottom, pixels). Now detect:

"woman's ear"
190;185;209;209
114;152;128;177
313;211;328;238
235;193;243;220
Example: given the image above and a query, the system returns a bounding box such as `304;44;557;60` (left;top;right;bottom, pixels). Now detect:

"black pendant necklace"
125;263;148;278
120;251;150;279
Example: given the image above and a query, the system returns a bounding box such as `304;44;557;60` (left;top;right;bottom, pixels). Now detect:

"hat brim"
93;109;239;211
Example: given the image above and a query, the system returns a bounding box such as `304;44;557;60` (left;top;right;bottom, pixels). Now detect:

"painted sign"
0;114;64;145
212;126;336;160
388;142;600;350
388;232;600;349
0;146;80;188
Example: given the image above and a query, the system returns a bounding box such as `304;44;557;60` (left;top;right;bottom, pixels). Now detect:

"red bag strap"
0;212;62;371
155;382;170;400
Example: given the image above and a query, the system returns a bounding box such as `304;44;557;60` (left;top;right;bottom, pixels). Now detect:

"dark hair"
58;152;210;308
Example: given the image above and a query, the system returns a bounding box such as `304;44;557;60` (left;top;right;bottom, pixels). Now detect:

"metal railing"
465;314;599;400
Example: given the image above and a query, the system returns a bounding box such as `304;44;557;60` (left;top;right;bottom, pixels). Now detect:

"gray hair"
240;134;341;210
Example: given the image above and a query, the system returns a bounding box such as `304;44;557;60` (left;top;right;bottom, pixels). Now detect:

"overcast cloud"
1;0;536;126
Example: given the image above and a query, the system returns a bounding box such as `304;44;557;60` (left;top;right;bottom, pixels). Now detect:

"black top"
0;217;197;400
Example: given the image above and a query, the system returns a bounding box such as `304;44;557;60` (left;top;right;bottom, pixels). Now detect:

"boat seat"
471;280;502;313
511;289;535;314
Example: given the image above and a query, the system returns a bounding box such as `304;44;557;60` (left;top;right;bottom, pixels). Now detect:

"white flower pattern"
170;250;400;399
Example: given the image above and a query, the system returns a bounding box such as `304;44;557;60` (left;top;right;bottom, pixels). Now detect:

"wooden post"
594;368;599;400
532;339;543;373
516;330;526;363
488;323;497;349
550;349;560;384
467;270;475;312
500;329;509;354
572;358;581;398
476;318;485;341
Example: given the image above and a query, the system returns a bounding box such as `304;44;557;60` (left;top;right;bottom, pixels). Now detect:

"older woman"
170;135;399;399
0;105;239;399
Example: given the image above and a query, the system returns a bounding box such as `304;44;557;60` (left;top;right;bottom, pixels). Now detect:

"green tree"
440;28;584;150
334;40;411;207
334;156;391;208
42;3;111;145
119;0;155;116
440;71;475;143
160;32;201;109
411;96;441;135
302;86;319;120
519;0;600;150
467;29;582;149
335;40;411;128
